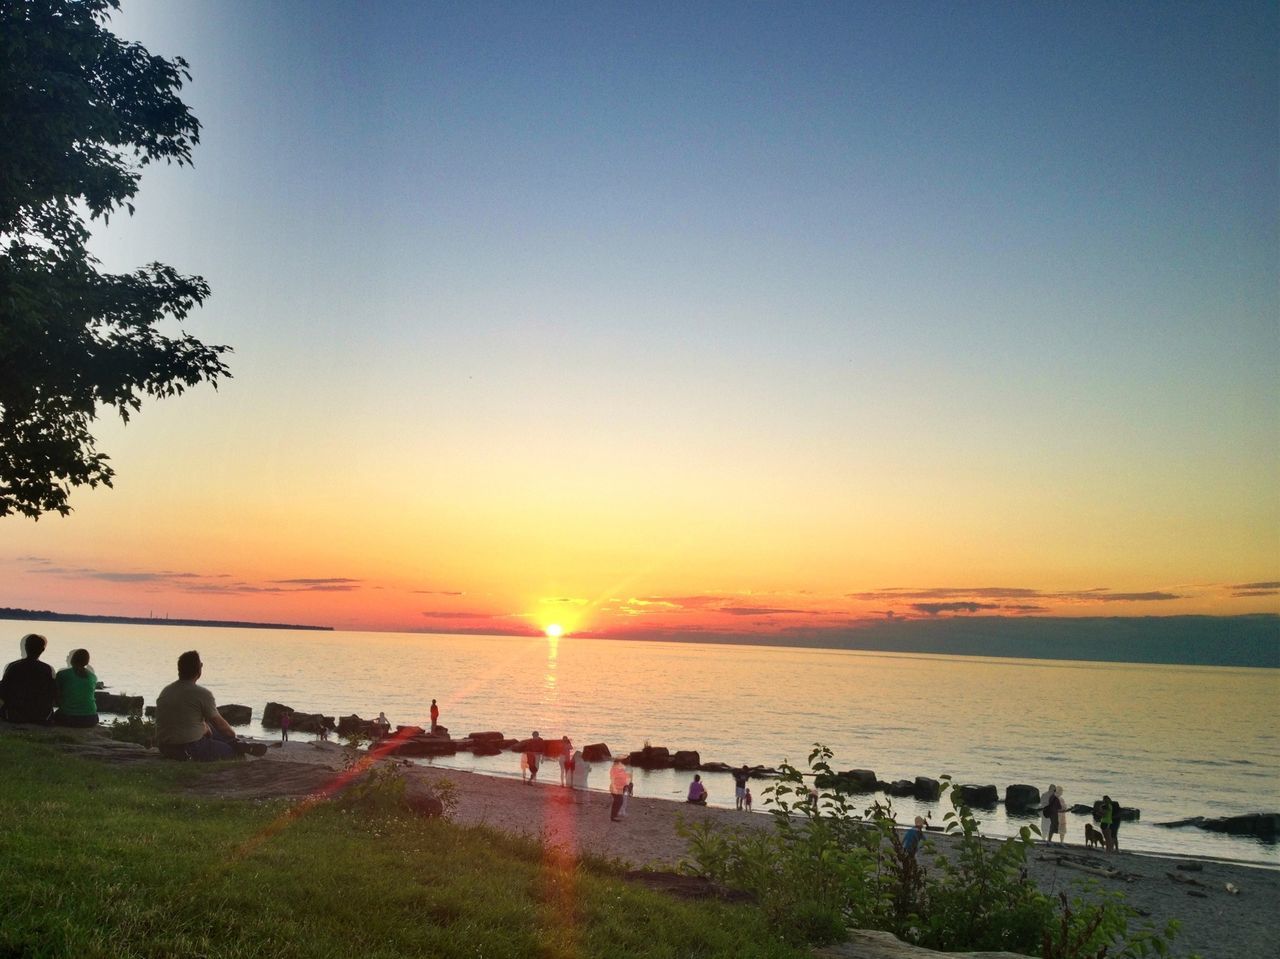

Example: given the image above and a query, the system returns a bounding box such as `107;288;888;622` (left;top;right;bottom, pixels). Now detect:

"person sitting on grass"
156;651;266;761
54;648;99;728
0;633;57;725
686;774;708;805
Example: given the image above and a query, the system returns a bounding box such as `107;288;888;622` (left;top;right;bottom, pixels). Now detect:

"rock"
582;742;611;762
699;761;732;773
467;731;505;742
144;706;156;719
815;928;1029;958
887;780;916;797
543;738;570;758
290;712;333;735
391;737;459;758
1090;800;1141;822
815;769;878;793
1155;817;1205;829
957;784;998;808
396;725;428;738
217;704;252;726
671;750;701;770
513;737;551;754
914;777;941;801
1004;784;1041;812
262;702;293;729
1198;813;1278;838
94;691;144;715
1069;803;1095;816
468;741;504;756
337;714;381;737
626;746;672;769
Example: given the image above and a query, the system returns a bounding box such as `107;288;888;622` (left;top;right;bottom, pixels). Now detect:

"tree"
0;0;230;519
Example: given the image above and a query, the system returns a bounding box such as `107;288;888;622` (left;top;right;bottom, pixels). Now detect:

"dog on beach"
1084;822;1104;849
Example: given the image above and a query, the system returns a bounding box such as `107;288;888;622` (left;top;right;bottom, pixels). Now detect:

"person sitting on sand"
0;633;57;725
156;651;266;761
686;774;708;806
54;648;99;728
903;816;926;856
609;759;629;821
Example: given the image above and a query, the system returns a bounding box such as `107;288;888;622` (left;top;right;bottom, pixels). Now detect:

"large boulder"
1004;784;1040;812
217;704;252;726
956;784;998;808
700;761;732;773
290;712;333;735
1089;800;1141;822
513;737;552;754
671;750;701;770
337;714;379;737
392;737;459;758
467;731;505;742
914;777;941;801
815;769;878;793
887;780;915;797
396;725;428;738
1198;813;1277;837
262;702;293;729
582;742;611;762
95;691;143;715
627;746;672;769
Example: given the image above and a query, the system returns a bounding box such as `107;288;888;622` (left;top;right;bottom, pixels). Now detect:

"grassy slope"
0;735;806;959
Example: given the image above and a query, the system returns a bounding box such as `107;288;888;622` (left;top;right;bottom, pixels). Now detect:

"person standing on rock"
429;699;439;732
609;759;629;821
732;765;751;810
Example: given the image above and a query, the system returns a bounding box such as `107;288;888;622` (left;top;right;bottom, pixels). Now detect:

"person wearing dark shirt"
0;633;57;725
732;765;751;810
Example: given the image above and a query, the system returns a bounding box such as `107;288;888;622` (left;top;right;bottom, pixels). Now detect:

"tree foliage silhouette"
0;0;230;518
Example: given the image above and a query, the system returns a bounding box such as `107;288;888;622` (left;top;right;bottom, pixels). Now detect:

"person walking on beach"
0;633;56;725
429;699;439;732
1108;797;1123;852
523;731;542;784
53;648;99;728
732;764;751;810
1055;786;1068;844
558;736;573;786
280;709;291;743
155;651;266;761
569;749;590;791
1099;795;1116;852
609;759;629;821
1040;785;1061;842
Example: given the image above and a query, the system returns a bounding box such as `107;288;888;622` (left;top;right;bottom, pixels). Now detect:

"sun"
544;623;564;639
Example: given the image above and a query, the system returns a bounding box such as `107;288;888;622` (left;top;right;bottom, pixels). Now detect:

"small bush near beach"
679;744;1181;958
0;734;805;959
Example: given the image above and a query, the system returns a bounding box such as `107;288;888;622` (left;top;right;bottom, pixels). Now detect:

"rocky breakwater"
262;702;334;735
1157;812;1278;839
94;691;143;715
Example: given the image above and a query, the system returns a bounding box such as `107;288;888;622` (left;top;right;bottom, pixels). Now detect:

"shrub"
680;744;1180;958
104;714;155;748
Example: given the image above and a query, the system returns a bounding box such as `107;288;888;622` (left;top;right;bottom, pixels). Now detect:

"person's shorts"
735;786;746;799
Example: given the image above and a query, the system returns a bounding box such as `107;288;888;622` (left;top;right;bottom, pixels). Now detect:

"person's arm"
199;689;236;739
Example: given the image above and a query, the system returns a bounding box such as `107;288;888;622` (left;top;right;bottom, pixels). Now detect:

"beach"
138;737;1277;959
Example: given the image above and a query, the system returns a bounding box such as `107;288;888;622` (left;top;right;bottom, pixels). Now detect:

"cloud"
270;577;362;586
412;589;464;596
638;595;728;609
717;606;815;616
1232;581;1280;590
421;610;495;620
1232;589;1279;598
850;586;1044;600
852;585;1182;607
541;596;589;606
1057;591;1180;602
912;602;1003;615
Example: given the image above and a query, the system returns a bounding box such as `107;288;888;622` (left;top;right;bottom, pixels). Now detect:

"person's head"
914;816;926;828
693;774;701;782
68;648;91;676
431;698;436;705
177;650;202;680
1103;795;1111;804
532;730;540;737
20;633;47;659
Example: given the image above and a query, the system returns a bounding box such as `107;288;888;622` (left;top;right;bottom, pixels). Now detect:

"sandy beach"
30;729;1278;959
192;740;1274;959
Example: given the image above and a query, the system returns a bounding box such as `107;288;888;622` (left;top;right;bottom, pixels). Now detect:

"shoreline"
12;725;1276;959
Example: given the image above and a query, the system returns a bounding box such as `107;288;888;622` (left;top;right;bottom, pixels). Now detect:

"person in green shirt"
54;648;99;728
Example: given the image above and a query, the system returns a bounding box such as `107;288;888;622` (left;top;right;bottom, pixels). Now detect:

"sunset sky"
3;1;1277;637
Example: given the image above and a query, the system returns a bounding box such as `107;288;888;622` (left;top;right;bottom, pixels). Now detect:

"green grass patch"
0;734;805;959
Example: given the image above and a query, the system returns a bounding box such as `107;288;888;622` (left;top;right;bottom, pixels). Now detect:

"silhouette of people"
569;749;590;790
523;731;542;784
744;787;753;812
375;711;391;738
429;698;439;732
155;650;265;761
280;709;291;743
558;736;573;786
0;633;56;725
732;764;751;810
1100;795;1119;852
54;648;99;727
1040;785;1061;842
609;759;629;821
1055;786;1068;844
1108;797;1122;852
686;774;708;805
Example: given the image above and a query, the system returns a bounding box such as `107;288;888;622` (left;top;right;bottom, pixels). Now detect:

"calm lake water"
10;620;1278;866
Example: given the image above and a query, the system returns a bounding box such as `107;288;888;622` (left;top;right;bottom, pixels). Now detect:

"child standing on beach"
609;760;628;821
744;787;752;812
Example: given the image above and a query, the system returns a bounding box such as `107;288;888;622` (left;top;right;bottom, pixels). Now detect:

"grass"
0;734;807;959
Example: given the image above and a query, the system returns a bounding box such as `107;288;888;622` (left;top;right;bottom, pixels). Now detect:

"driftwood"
1037;854;1139;882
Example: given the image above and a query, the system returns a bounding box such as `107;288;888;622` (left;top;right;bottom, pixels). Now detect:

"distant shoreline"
0;608;332;632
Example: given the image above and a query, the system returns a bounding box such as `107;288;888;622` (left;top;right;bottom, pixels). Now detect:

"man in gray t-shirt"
155;651;263;761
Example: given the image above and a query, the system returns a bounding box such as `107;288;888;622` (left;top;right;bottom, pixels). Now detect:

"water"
10;620;1278;866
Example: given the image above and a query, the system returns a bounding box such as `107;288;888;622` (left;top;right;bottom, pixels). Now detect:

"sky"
3;1;1277;638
